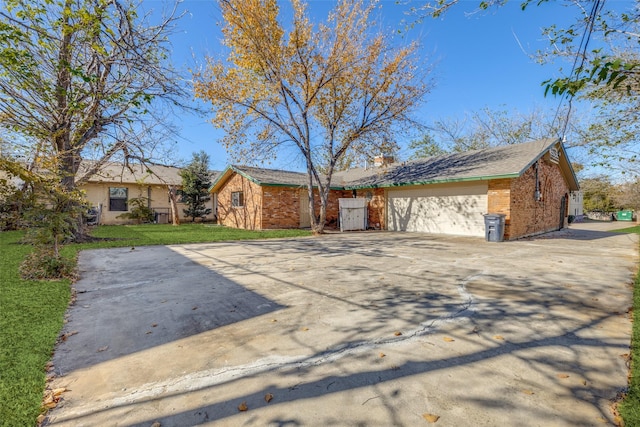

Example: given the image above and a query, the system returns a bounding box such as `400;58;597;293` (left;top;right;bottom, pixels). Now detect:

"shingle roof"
210;138;579;192
335;138;563;189
232;165;310;187
79;162;220;186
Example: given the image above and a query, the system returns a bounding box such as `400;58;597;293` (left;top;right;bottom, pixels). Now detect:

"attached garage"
386;182;488;236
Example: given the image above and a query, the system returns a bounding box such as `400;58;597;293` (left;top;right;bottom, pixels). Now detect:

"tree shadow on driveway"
53;246;284;375
47;231;636;426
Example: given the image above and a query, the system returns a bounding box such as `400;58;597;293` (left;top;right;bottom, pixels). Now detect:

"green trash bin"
617;210;633;221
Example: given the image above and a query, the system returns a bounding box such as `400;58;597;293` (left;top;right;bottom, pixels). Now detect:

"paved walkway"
46;223;638;426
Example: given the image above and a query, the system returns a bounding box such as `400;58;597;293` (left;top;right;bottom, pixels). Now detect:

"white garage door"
387;182;488;237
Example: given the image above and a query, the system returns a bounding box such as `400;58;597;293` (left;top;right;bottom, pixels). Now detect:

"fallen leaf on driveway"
238;401;248;411
61;331;78;341
556;373;570;379
301;327;309;331
422;413;440;423
521;389;535;395
493;335;504;340
443;337;455;342
265;393;274;403
379;352;386;358
394;331;402;336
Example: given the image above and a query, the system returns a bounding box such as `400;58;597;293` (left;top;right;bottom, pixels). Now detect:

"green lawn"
0;224;310;427
615;224;640;425
613;224;640;235
611;224;640;425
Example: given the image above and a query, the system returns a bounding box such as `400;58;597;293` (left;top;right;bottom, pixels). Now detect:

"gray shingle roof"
232;165;310;187
211;138;578;191
336;138;560;189
78;162;220;186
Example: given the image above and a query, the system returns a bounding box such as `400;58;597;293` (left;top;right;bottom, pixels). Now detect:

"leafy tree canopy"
194;0;432;232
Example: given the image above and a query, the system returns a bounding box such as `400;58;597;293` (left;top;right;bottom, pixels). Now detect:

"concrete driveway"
47;222;638;427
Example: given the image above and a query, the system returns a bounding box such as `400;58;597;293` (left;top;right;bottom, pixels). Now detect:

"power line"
553;0;607;141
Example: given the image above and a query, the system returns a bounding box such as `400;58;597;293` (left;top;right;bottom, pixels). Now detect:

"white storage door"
339;198;367;231
387;182;488;237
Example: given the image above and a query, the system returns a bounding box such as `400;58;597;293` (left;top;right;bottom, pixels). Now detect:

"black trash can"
484;214;506;242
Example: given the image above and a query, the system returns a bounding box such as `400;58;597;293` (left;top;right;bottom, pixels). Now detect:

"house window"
231;191;244;207
109;187;128;211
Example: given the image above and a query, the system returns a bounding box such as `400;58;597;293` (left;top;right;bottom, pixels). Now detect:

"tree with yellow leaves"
194;0;431;233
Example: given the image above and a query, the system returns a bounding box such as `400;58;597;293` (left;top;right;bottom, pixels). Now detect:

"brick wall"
488;157;569;240
217;175;353;230
217;173;263;230
262;186;303;229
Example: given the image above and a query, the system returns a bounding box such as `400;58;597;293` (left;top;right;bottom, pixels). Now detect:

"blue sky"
152;0;605;171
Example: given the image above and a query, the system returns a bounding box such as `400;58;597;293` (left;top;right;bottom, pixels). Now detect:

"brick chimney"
373;155;394;167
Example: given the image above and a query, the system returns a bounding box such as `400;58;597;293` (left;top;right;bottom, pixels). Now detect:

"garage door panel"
387;183;488;236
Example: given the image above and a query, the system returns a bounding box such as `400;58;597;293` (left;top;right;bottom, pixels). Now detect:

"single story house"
210;138;579;240
78;162;218;225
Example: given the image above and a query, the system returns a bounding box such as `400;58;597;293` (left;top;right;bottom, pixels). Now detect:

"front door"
559;194;568;230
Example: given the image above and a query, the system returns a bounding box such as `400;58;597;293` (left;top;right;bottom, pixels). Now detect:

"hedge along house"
78;162;218;225
211;138;579;240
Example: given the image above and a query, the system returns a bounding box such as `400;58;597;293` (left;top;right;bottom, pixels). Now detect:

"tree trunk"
168;186;181;226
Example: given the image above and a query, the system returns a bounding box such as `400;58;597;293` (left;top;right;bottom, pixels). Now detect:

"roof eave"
516;138;561;176
343;173;521;190
208;166;235;193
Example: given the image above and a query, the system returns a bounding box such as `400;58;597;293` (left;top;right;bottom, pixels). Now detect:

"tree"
408;133;446;159
613;179;640;211
179;151;213;222
410;106;594;167
194;0;431;233
581;176;618;213
414;0;640;174
0;0;188;239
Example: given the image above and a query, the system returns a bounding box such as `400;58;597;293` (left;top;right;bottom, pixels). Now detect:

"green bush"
116;197;154;224
0;184;36;231
19;246;76;280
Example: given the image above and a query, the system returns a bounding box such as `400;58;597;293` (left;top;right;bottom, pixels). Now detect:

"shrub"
19;246;76;280
0;184;36;231
116;197;154;223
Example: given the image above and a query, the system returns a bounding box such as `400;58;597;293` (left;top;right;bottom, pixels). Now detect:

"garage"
386;181;488;236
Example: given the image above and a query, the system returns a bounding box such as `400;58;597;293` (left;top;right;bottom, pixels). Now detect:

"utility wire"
553;0;607;141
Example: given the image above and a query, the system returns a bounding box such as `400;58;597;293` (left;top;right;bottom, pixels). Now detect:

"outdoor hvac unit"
339;198;367;232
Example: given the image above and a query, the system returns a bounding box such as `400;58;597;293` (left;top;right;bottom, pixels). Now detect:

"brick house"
210;138;579;240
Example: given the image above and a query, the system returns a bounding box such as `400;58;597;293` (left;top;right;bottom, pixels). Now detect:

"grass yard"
0;231;70;426
0;224;310;427
612;224;640;425
614;225;640;425
613;224;640;235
